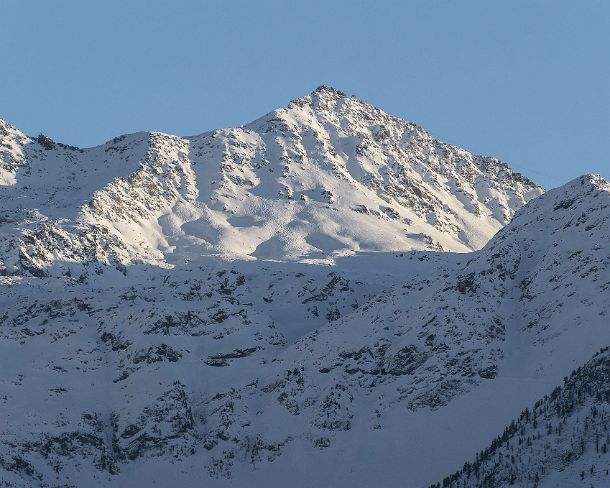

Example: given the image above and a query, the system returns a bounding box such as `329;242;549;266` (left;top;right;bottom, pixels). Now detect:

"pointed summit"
570;172;608;191
287;85;348;109
311;84;347;98
1;91;543;273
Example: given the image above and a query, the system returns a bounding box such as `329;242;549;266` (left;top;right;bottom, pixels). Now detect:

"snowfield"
1;87;609;488
0;85;541;275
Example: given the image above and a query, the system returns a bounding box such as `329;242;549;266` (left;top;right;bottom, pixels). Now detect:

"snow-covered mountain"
1;88;608;488
0;86;541;276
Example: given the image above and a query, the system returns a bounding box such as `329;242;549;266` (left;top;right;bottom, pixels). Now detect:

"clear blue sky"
2;0;609;188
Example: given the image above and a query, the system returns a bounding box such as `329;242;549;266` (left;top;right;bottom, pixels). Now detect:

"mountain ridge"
0;86;542;277
2;89;609;488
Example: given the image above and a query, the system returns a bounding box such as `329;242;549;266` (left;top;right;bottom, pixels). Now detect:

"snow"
0;86;541;275
0;88;607;488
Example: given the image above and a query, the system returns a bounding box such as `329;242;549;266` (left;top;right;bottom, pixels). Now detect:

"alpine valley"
1;86;609;488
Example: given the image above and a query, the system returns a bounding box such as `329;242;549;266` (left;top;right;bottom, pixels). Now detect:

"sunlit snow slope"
0;86;541;276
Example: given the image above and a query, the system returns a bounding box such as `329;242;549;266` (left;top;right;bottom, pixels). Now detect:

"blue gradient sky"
2;0;609;188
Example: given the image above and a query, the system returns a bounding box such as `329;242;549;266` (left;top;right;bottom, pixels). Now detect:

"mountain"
1;88;608;488
0;85;541;277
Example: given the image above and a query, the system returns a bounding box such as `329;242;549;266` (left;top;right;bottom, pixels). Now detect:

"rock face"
1;90;608;488
0;86;541;277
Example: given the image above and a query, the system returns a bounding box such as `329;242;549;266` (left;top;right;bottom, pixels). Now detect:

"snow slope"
2;90;609;488
0;173;608;487
435;347;610;488
0;86;541;276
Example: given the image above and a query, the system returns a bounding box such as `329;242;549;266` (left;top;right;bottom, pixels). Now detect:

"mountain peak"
1;93;543;275
572;172;608;191
287;85;348;109
311;84;347;98
547;173;610;207
3;97;609;488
